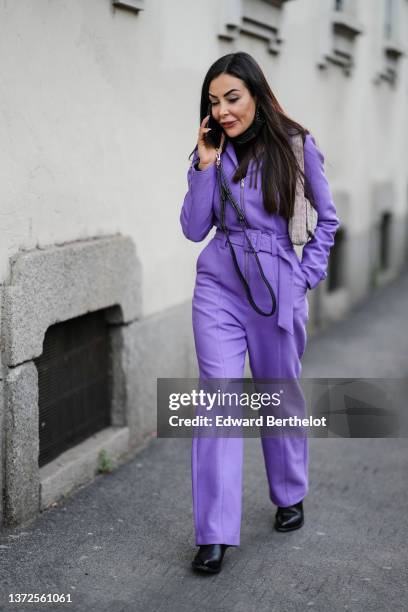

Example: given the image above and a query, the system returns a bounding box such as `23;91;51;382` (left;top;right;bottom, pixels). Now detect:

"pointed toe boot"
191;544;229;574
274;500;304;532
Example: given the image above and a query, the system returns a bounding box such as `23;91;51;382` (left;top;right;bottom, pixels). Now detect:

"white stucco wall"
0;0;407;317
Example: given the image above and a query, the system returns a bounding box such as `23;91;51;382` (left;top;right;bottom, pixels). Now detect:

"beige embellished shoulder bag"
288;133;318;246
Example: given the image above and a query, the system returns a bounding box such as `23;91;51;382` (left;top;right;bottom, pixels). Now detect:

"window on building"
374;0;404;85
379;212;392;270
35;310;112;467
327;227;346;292
112;0;144;14
319;0;363;75
384;0;396;40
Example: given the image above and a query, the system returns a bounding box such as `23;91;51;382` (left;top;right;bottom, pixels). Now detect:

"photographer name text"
168;415;326;428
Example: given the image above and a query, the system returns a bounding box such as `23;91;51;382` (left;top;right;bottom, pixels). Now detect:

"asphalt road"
1;271;408;612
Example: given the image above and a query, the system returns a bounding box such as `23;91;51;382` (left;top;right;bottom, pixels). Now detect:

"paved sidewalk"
1;271;408;612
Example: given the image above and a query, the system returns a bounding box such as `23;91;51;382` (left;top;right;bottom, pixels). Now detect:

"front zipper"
241;178;248;281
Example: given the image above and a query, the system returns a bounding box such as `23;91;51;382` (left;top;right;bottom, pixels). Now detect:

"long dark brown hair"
189;52;312;220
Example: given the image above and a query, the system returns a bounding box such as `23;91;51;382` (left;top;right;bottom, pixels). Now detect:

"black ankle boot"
274;500;304;532
191;544;229;573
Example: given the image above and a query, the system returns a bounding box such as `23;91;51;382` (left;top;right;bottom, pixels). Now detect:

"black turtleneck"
195;138;253;173
230;138;252;169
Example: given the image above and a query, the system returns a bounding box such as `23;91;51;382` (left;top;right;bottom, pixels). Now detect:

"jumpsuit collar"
223;138;261;190
223;138;258;175
224;139;239;170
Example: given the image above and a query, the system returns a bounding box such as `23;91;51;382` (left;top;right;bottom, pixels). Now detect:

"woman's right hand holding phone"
197;115;225;170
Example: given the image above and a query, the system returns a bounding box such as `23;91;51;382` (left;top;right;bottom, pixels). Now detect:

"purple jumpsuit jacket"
180;133;340;546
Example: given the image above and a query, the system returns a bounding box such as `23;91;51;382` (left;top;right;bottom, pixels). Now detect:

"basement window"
327;227;346;292
379;212;392;270
35;310;112;467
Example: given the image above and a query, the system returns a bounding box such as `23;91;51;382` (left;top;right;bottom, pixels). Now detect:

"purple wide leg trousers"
191;228;309;546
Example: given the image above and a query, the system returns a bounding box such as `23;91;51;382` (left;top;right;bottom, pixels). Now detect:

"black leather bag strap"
216;155;277;317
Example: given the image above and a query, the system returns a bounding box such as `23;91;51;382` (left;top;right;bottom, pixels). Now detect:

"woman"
180;52;340;574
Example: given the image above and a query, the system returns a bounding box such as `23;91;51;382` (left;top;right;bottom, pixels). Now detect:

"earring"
255;105;264;124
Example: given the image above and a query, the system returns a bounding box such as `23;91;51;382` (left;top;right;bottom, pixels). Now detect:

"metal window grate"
35;310;112;467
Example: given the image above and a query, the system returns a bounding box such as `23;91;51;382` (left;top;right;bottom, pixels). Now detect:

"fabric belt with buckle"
214;228;296;335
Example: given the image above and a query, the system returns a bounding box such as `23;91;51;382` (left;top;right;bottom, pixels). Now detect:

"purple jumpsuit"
180;133;340;546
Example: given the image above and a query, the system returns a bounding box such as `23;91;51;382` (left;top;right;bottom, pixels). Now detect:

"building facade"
0;0;407;527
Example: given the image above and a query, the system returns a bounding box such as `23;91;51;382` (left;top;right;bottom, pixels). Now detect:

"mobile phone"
204;103;223;148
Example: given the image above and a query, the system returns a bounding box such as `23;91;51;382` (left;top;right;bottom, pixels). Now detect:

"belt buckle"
244;229;261;253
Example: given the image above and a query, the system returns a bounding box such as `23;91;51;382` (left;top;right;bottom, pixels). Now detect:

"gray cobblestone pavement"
1;271;408;612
